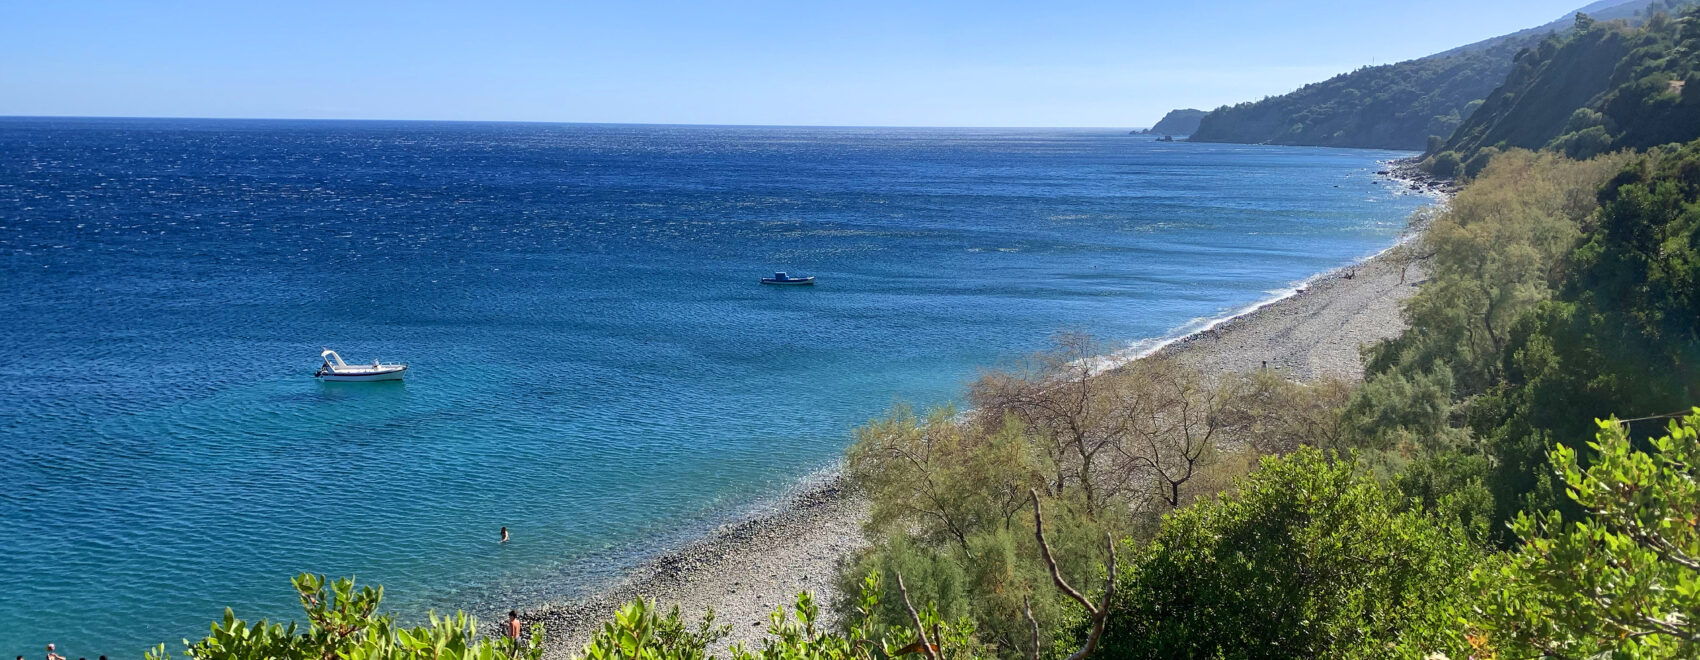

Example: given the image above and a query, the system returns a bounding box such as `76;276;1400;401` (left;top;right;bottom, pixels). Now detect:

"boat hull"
760;279;815;285
318;367;407;382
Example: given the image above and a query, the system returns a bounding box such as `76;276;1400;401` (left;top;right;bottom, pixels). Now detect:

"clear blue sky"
1;1;1594;127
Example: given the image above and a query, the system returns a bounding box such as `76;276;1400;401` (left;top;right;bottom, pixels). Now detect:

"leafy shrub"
580;597;741;660
149;574;545;660
1547;124;1614;158
1092;448;1482;659
1473;411;1700;658
1462;146;1498;179
1427;151;1462;178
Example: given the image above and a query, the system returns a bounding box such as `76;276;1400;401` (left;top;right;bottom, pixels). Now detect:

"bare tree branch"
895;571;940;660
1023;596;1041;660
1030;489;1118;660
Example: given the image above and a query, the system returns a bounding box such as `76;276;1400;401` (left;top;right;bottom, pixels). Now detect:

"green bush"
158;572;1000;660
1092;449;1481;659
149;574;545;660
579;599;729;660
836;399;1114;656
1474;411;1700;658
1427;151;1462;178
1462;146;1498;179
1547;124;1614;158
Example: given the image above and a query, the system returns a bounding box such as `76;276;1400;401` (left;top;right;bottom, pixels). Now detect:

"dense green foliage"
1188;37;1532;149
1093;449;1480;659
1471;140;1700;529
1431;5;1700;172
1474;412;1700;657
160;572;998;660
1349;143;1698;541
148;574;545;660
1364;150;1629;396
1138;109;1205;137
1340;139;1698;657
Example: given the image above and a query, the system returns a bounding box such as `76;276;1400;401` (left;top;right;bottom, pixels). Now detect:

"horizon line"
0;113;1150;132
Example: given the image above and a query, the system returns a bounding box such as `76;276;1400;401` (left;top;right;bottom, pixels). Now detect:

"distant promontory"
1138;108;1206;136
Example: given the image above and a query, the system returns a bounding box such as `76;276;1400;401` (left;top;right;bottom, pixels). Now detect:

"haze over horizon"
4;1;1597;127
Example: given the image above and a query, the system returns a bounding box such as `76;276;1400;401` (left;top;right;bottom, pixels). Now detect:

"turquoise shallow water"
0;119;1429;655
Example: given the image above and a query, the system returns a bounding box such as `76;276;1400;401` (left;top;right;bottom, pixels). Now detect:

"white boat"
314;349;407;382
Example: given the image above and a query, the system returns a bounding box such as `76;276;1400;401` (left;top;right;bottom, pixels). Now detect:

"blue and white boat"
760;271;815;286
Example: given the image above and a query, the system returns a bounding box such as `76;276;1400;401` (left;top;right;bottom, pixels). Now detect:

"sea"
0;118;1431;655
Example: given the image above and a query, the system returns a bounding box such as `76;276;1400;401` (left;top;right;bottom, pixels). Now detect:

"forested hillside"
1188;0;1687;150
1434;0;1680;57
1429;7;1700;176
1188;37;1529;149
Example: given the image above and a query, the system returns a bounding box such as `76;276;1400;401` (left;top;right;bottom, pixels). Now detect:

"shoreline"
518;160;1449;657
1111;155;1441;377
520;475;867;657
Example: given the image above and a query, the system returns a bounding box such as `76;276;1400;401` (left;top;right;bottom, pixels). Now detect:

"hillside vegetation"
1429;7;1700;176
1189;0;1689;151
1189;37;1529;149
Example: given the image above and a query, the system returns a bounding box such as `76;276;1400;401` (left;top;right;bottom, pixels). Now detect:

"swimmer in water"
501;526;509;543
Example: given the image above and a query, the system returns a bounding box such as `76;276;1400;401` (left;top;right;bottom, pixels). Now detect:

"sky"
0;1;1602;127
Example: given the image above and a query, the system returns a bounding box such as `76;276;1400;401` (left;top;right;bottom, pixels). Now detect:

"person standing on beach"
500;526;509;543
505;610;522;639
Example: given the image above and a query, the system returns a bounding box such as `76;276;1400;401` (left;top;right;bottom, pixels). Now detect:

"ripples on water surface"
0;118;1429;654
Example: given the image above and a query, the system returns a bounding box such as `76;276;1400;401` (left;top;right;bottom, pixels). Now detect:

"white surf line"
1080;161;1452;377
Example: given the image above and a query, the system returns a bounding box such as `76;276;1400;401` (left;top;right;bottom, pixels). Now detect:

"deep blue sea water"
0;118;1430;655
